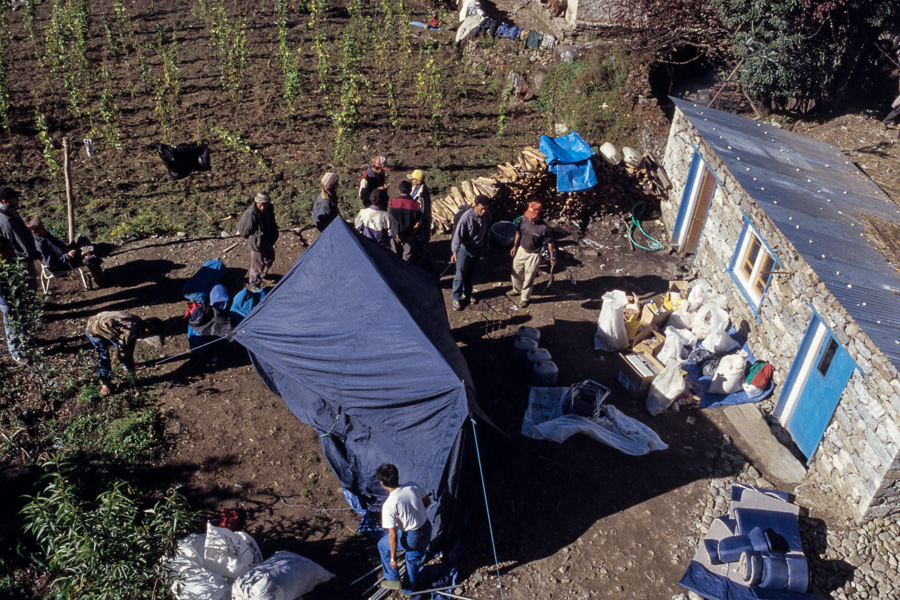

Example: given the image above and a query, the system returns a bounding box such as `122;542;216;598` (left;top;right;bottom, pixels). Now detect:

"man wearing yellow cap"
507;200;556;308
408;169;431;246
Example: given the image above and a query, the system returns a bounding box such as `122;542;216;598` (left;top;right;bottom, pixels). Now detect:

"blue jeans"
0;293;23;359
452;245;482;302
378;520;432;591
86;326;114;384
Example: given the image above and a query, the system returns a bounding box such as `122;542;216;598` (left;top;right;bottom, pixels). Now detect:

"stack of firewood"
431;146;671;231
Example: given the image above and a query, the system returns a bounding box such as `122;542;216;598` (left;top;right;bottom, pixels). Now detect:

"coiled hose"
628;200;664;251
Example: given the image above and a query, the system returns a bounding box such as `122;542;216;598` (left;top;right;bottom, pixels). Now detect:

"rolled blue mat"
786;555;810;593
748;526;770;552
760;554;791;589
739;551;762;586
717;535;752;563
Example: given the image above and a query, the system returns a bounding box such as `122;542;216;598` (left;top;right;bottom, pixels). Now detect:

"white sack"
686;279;716;312
667;308;694;330
709;351;748;395
691;303;729;340
646;360;686;416
742;382;765;398
657;327;697;366
703;308;739;354
594;290;629;351
205;524;263;580
232;551;335;600
162;534;231;600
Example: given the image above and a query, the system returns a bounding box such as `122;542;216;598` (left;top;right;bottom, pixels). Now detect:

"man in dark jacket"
450;195;491;311
27;218;103;284
238;191;279;289
389;180;423;263
358;155;390;208
312;172;341;232
0;235;26;363
0;187;39;287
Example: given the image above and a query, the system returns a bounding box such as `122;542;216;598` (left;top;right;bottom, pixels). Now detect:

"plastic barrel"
759;555;790;589
530;361;559;386
717;536;753;563
739;552;762;586
513;337;539;365
526;347;552;367
516;325;541;344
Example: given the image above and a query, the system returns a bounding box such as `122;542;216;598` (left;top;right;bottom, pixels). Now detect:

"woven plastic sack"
204;523;263;580
232;551;335;600
703;311;738;354
657;327;697;366
709;351;748;395
594;290;628;351
686;279;715;312
691;303;729;340
162;534;231;600
646;360;686;416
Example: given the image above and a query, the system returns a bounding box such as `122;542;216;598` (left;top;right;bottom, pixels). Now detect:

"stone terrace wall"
660;108;900;521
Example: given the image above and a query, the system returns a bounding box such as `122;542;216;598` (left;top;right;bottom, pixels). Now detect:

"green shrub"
534;47;637;147
22;463;195;600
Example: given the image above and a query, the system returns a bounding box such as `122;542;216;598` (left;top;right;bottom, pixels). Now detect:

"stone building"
661;98;900;520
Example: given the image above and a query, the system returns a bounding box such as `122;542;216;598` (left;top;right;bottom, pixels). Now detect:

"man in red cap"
507;200;556;308
359;156;390;208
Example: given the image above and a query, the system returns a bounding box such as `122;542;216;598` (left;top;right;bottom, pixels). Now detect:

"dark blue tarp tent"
230;218;485;548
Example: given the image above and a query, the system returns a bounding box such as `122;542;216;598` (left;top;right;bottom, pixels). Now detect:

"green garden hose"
628;200;664;251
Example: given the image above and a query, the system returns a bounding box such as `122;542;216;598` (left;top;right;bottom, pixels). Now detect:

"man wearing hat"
0;187;40;287
238;191;279;290
312;172;341;232
359;156;390;208
507;200;556;308
408;169;431;246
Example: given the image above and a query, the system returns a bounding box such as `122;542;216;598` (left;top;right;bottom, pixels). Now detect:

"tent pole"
470;418;505;600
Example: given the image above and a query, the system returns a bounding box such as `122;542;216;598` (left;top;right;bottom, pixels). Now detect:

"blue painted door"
785;325;856;460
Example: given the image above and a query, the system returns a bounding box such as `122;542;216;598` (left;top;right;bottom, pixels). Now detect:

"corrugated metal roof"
672;98;900;372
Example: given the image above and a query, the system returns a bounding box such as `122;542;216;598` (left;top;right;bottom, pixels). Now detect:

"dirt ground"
17;111;900;599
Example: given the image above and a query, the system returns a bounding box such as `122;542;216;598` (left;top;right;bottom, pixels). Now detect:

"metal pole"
62;138;75;243
351;564;383;585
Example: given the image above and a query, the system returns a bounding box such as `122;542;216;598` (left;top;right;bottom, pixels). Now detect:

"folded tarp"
182;260;225;303
539;133;597;192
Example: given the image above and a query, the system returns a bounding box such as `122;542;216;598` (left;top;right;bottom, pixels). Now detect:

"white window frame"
728;217;778;314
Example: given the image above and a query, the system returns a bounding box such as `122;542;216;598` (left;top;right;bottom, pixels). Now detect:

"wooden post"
62;138;75;243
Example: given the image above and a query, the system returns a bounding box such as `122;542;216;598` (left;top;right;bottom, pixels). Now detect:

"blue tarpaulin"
181;259;225;303
230;219;488;551
539;133;597;192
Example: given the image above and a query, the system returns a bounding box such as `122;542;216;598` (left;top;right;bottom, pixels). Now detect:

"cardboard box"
640;294;671;328
632;329;666;358
663;280;690;311
617;352;664;399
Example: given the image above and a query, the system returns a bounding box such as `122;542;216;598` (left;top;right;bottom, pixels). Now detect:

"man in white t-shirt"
376;463;432;591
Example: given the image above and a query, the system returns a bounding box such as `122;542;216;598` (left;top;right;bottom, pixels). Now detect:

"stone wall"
565;0;615;26
660;108;900;521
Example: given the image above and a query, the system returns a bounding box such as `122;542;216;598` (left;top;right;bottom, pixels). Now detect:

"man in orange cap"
507;200;556;308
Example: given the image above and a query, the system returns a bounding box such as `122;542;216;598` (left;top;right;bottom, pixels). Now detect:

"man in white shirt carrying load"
376;463;432;592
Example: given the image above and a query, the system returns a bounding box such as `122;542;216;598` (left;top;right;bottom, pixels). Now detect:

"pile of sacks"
594;280;774;415
162;523;334;600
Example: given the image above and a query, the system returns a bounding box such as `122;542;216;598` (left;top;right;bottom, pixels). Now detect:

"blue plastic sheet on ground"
684;328;775;409
679;562;814;600
182;259;225;302
539;133;597;192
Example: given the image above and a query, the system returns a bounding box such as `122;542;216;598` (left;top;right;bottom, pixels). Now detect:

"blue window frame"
727;215;779;318
672;150;719;255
